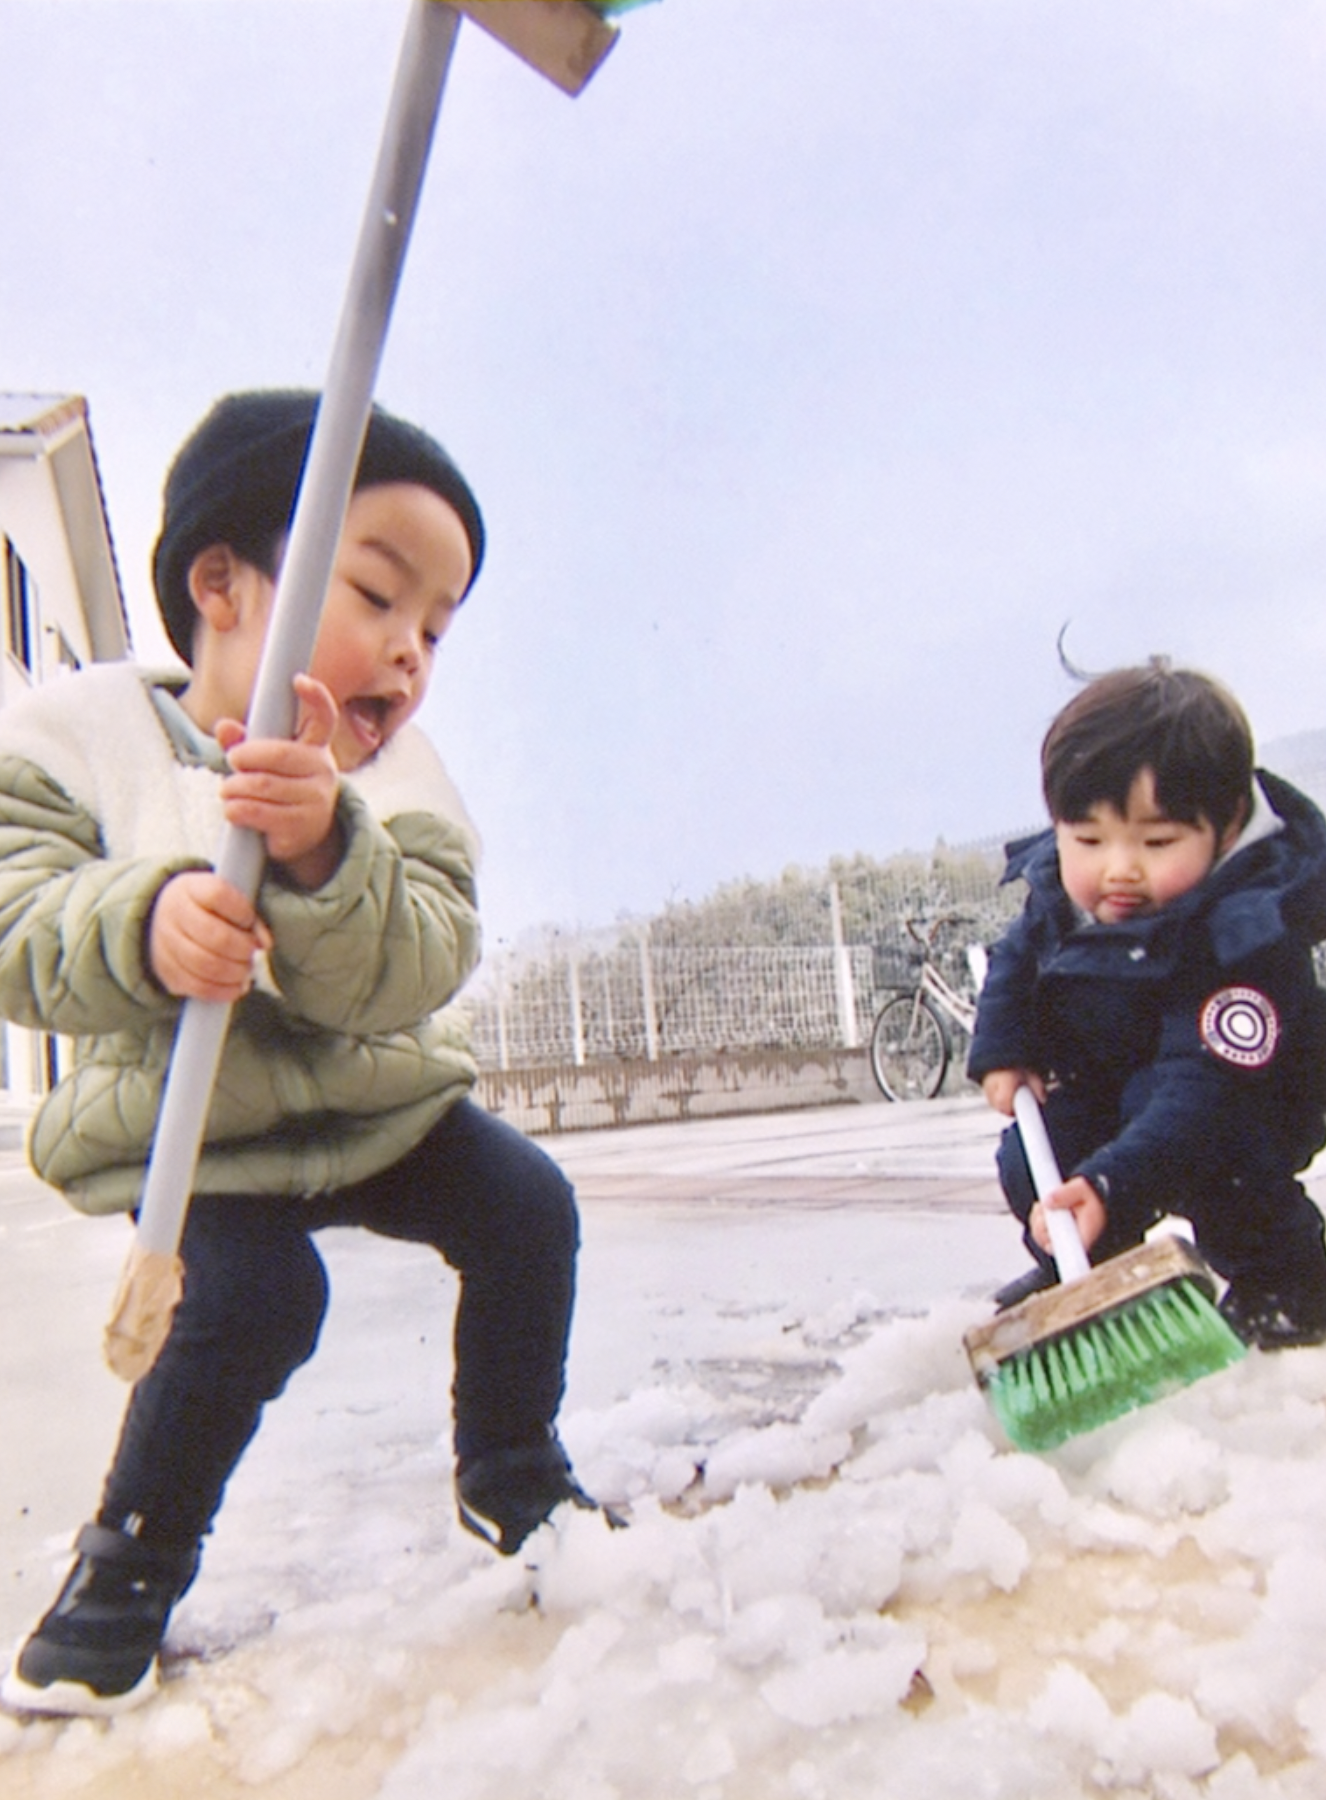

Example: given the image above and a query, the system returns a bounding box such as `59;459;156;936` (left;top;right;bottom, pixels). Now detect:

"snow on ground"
2;1099;1326;1798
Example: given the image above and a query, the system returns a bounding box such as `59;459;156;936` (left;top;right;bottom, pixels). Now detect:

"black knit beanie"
152;389;486;664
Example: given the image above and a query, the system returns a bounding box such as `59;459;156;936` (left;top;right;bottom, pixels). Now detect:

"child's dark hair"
1041;661;1254;838
152;389;485;664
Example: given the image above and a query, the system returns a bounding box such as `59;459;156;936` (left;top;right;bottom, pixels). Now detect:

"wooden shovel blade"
453;1;619;95
104;1242;184;1383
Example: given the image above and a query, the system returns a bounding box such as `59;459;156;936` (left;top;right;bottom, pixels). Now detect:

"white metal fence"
463;843;1028;1072
468;941;877;1068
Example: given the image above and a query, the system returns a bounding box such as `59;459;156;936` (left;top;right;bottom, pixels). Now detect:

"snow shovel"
104;0;632;1382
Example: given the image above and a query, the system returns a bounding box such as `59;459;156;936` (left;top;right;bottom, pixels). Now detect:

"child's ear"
1218;796;1250;855
186;544;248;634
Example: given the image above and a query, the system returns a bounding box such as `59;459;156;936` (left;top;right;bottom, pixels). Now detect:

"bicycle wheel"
869;993;951;1101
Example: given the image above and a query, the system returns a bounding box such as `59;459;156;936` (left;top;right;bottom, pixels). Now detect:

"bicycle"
868;915;984;1101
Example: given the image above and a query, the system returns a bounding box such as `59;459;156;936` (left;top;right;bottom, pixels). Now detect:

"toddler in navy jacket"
968;660;1326;1348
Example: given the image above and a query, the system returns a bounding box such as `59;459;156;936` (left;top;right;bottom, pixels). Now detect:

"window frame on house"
3;534;37;678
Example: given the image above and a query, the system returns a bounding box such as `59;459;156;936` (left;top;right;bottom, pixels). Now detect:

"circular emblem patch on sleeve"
1199;986;1280;1068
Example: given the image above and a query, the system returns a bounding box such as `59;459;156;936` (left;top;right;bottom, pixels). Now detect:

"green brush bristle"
987;1280;1246;1453
589;1;660;15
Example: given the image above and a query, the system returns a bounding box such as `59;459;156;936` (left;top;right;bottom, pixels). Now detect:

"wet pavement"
548;1091;1008;1211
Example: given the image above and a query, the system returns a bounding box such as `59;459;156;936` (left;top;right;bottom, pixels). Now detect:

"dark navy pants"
98;1099;578;1550
997;1082;1326;1292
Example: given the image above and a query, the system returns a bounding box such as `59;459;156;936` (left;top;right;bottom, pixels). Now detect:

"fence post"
829;880;860;1048
568;953;586;1067
599;955;615;1054
495;960;510;1072
639;930;660;1062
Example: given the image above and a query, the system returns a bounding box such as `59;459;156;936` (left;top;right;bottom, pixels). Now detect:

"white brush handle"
1013;1085;1091;1283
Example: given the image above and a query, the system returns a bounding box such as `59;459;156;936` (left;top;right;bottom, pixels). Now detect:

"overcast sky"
3;0;1326;944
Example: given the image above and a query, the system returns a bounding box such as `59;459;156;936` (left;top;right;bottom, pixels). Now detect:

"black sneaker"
1218;1282;1326;1351
1;1523;198;1718
457;1432;617;1555
993;1263;1058;1311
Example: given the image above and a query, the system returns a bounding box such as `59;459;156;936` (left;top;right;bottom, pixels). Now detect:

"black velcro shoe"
993;1263;1058;1312
1218;1281;1326;1351
2;1523;198;1718
457;1432;620;1555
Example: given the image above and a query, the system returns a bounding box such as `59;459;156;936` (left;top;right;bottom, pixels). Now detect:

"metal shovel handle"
133;0;461;1260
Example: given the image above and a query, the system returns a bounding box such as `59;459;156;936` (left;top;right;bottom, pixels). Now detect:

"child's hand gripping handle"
1012;1085;1092;1284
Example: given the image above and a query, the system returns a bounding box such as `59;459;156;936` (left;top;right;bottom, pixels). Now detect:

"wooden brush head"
455;2;619;95
964;1234;1218;1383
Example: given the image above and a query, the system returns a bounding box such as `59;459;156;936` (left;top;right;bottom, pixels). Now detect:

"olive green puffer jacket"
0;664;481;1214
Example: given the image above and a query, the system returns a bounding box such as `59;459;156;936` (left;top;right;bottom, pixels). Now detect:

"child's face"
1054;768;1232;924
302;481;473;770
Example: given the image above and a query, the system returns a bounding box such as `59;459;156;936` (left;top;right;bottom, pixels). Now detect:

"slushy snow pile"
5;1230;1326;1800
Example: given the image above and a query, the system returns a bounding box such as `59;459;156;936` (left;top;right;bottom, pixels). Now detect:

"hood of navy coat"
998;769;1326;980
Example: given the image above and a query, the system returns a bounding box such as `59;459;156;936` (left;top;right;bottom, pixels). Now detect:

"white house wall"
0;452;95;700
0;403;128;1107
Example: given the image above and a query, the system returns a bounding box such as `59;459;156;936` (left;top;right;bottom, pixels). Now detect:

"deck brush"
964;1088;1246;1452
105;0;632;1381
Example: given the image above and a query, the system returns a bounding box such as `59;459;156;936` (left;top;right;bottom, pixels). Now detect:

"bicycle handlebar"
902;911;973;948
